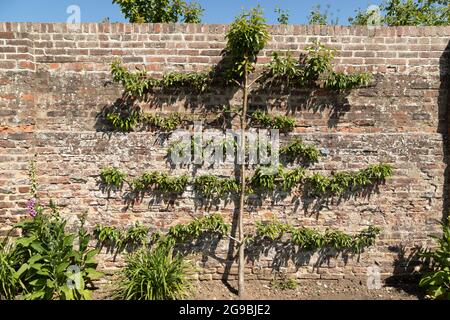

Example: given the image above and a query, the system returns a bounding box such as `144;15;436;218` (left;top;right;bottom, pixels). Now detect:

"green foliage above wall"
350;0;450;26
113;0;203;23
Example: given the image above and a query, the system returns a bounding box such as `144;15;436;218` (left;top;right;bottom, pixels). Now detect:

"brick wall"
0;22;449;285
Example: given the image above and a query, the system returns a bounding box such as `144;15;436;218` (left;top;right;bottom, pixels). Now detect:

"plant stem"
238;63;248;299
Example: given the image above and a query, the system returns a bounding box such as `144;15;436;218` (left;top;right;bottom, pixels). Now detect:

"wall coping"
0;22;450;36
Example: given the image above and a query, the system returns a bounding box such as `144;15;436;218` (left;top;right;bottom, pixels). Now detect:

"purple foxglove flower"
27;198;38;218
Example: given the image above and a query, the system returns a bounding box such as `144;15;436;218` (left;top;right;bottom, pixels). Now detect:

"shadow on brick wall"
440;40;450;225
384;39;450;298
249;86;355;129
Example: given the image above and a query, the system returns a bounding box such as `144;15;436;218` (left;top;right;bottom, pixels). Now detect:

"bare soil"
93;277;422;300
191;280;421;300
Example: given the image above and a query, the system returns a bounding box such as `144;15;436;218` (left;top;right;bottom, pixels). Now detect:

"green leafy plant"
105;7;394;300
125;223;150;248
280;138;320;164
270;273;297;290
419;223;450;300
256;221;381;253
263;51;301;86
93;225;122;247
349;0;449;26
94;223;150;252
105;107;141;132
299;41;334;87
142;113;183;131
12;206;102;300
275;6;290;24
291;227;326;251
0;241;25;300
162;71;211;93
166;214;230;244
264;43;372;90
112;0;203;23
114;244;189;300
167;138;195;162
224;6;270;78
324;72;373;91
255;221;293;241
281;167;307;191
132;172;188;194
251;110;296;132
305;164;393;197
349;6;383;25
249;166;306;193
249;166;283;192
28;155;38;198
384;0;449;26
193;175;240;198
308;4;329;25
305;173;331;196
100;167;127;190
111;61;211;100
111;61;158;98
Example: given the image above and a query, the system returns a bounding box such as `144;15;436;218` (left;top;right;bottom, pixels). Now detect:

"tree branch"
225;234;241;245
232;79;243;88
248;74;264;89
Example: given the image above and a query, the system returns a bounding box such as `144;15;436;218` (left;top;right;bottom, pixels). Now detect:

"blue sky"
0;0;383;25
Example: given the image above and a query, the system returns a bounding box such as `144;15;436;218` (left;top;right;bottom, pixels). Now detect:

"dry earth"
191;280;420;300
93;278;421;300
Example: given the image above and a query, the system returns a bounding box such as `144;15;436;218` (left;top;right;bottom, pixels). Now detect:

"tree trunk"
238;64;248;298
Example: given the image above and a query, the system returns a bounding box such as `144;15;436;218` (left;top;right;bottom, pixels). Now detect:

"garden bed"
93;279;421;300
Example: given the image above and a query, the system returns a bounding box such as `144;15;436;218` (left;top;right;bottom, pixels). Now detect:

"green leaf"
14;263;29;279
60;286;75;300
28;254;43;265
30;242;45;253
29;278;47;288
16;236;35;247
57;262;70;274
85;268;104;280
85;248;100;264
24;290;46;300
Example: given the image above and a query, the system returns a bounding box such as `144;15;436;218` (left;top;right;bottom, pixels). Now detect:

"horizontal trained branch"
94;215;381;255
100;167;127;189
161;214;231;245
263;43;373;91
304;163;393;196
141;112;183;131
99;163;393;197
280;138;320;164
130;171;189;194
111;60;212;98
250;110;296;132
93;222;150;252
253;221;381;253
111;40;373;100
193;175;240;198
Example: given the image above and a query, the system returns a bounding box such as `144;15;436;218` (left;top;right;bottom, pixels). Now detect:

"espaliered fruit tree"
100;8;393;298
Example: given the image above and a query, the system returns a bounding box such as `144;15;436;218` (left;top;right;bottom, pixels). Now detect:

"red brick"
0;32;14;39
0;61;16;69
18;61;35;70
